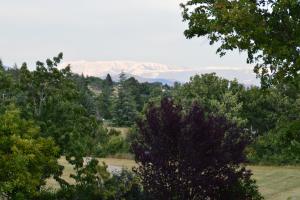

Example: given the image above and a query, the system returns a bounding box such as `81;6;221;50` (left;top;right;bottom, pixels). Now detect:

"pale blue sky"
0;0;256;83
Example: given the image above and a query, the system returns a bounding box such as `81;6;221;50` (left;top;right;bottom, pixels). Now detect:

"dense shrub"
102;136;130;156
248;120;300;165
133;98;262;199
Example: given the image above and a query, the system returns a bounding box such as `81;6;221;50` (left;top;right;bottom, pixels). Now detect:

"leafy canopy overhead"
181;0;300;86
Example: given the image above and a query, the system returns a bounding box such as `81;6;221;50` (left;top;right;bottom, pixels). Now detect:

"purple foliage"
132;98;262;199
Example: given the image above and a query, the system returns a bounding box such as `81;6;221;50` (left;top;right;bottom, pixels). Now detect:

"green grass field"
248;165;300;200
47;158;300;200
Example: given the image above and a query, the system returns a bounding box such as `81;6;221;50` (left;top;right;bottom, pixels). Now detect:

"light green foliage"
172;73;300;165
249;165;300;200
210;91;246;127
174;73;246;126
0;105;60;199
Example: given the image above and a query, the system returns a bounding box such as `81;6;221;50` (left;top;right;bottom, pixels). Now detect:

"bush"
37;165;145;200
248;120;300;165
133;98;262;199
96;136;130;157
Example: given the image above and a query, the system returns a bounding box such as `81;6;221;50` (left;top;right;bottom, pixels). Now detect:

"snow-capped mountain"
60;60;258;85
61;60;184;79
110;73;177;85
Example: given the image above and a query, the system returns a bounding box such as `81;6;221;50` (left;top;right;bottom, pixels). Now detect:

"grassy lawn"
249;165;300;200
47;158;300;199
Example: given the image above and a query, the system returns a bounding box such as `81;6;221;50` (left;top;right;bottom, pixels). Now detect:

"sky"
0;0;257;83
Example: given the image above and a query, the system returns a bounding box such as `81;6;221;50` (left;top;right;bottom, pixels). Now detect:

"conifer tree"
112;72;137;126
105;73;113;87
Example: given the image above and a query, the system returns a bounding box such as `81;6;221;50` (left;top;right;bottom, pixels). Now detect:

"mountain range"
60;60;259;85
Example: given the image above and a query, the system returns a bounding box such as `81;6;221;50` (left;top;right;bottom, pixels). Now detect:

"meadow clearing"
46;157;300;200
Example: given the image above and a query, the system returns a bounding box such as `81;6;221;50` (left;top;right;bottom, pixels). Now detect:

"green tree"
112;72;137;126
240;87;291;134
181;0;300;86
248;120;300;164
105;73;113;87
0;62;14;108
173;73;246;126
125;77;144;111
0;105;61;199
8;54;113;172
97;86;113;120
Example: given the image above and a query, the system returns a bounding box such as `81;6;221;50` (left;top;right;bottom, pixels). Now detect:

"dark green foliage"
105;73;113;87
72;74;99;117
181;0;300;86
98;136;130;157
133;98;262;199
12;55;108;161
112;72;138;126
85;75;114;119
0;62;14;108
97;85;113;120
83;72;168;124
248;120;300;165
240;87;291;135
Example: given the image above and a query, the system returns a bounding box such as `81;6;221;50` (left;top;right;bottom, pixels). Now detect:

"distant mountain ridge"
61;60;183;85
60;60;258;85
61;60;183;77
109;73;177;85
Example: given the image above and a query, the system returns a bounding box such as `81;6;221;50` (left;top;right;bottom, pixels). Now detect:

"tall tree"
133;98;262;199
97;86;113;120
181;0;300;86
13;54;109;164
105;73;113;87
125;77;144;111
0;105;60;199
112;72;137;126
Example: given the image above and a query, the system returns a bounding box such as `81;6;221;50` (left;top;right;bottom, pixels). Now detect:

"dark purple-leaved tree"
132;98;262;200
